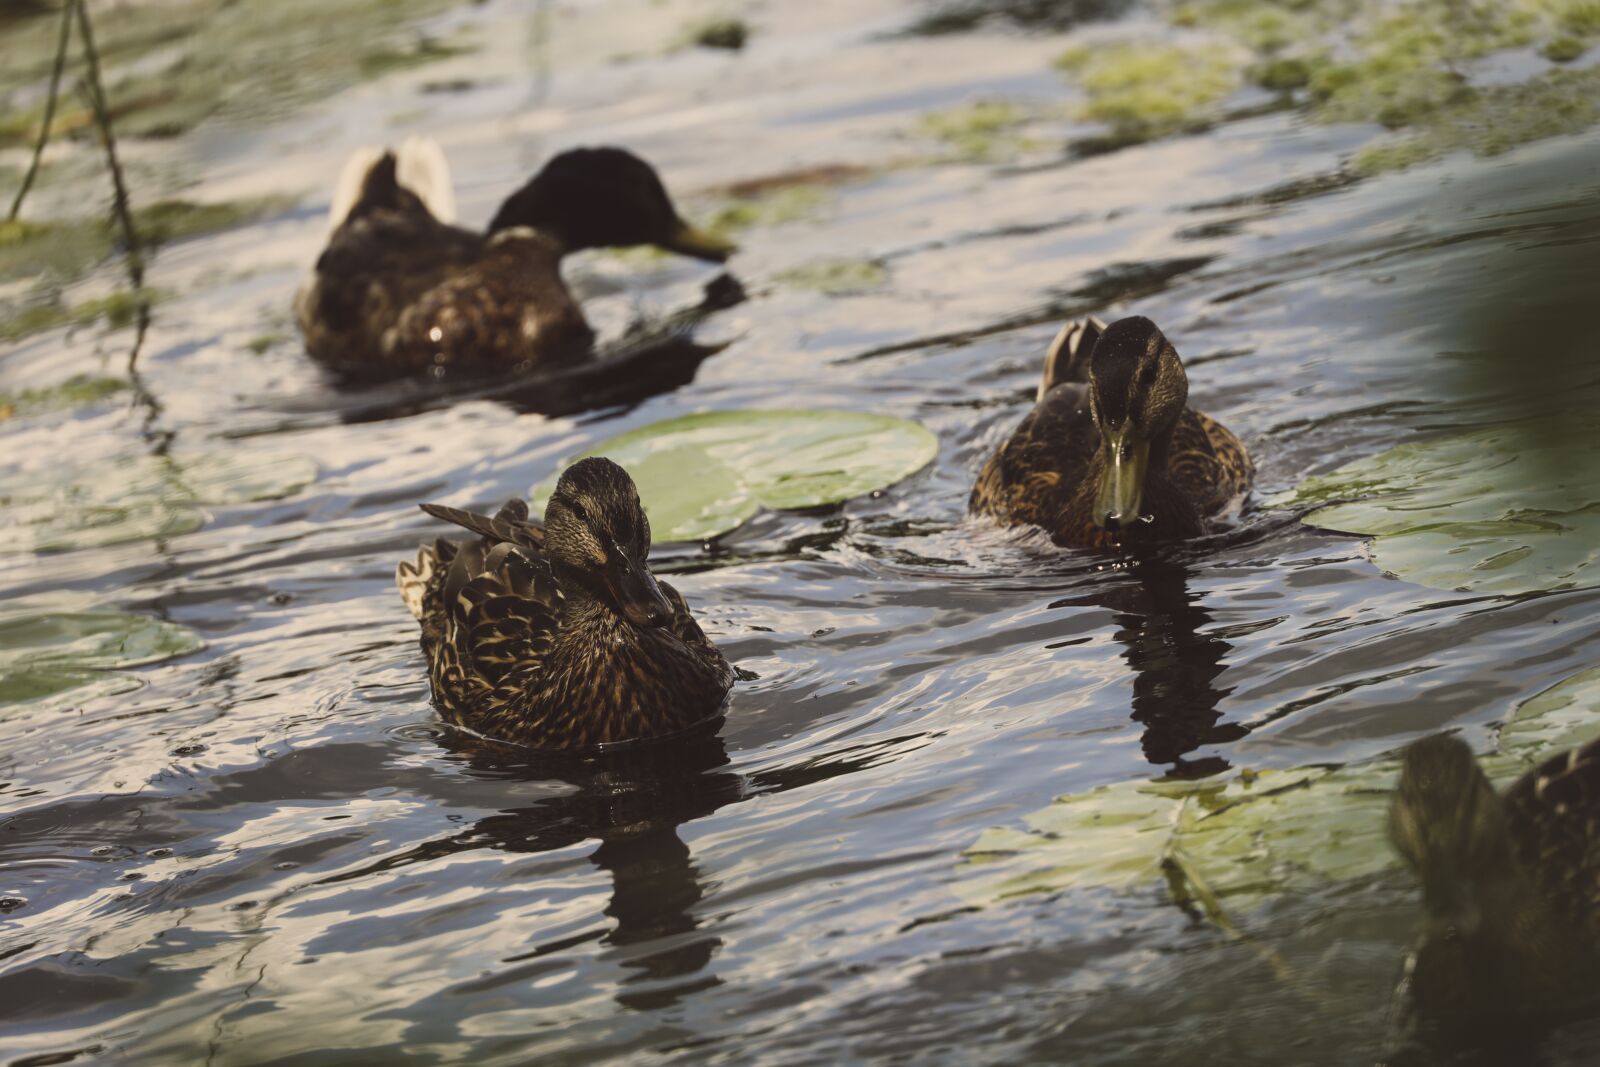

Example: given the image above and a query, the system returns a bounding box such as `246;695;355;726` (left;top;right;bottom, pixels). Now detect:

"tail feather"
327;137;456;231
1390;734;1514;899
396;135;456;224
419;501;544;550
1038;316;1106;401
328;145;388;230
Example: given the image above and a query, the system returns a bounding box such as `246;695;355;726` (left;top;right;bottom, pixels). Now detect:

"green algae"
0;288;163;344
1056;39;1247;141
0;374;126;421
0;0;470;146
1050;0;1600;165
1352;65;1600;173
913;98;1041;161
702;184;832;238
0;194;290;327
775;258;889;295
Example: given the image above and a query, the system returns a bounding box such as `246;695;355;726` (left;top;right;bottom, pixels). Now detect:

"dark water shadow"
1052;551;1244;778
230;274;746;437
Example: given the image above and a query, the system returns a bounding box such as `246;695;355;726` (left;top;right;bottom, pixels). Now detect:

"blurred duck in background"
1387;733;1600;1056
296;137;734;378
970;315;1253;548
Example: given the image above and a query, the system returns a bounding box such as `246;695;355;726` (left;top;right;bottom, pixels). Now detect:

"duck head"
543;457;674;628
1086;316;1189;533
487;146;735;263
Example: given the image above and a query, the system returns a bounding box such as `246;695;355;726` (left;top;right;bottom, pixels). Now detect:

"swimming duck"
969;315;1252;547
1389;733;1600;1046
297;139;735;378
397;457;734;748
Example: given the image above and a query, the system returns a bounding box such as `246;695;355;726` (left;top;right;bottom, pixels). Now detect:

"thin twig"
72;0;150;371
7;0;76;222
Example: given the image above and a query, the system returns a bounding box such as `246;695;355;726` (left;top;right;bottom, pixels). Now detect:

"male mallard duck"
1389;733;1600;1045
297;138;735;377
970;316;1252;547
397;457;734;748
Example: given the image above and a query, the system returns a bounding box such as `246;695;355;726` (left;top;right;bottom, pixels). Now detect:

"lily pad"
531;410;938;542
0;448;317;553
958;666;1600;910
1272;416;1600;594
0;607;204;707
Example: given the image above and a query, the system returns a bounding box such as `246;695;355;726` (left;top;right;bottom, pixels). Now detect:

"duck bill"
1094;428;1150;532
659;220;737;263
605;550;674;628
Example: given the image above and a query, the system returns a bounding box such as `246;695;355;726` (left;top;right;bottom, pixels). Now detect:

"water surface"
3;0;1599;1063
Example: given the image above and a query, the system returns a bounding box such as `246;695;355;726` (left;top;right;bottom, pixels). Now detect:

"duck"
397;456;734;749
296;137;735;378
1388;733;1600;1048
969;315;1253;548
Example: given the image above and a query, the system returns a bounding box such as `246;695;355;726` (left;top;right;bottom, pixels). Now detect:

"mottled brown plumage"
970;316;1252;548
297;145;734;378
1389;733;1600;1047
397;458;734;748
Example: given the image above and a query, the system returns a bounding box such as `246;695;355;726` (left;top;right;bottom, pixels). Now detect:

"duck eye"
562;496;589;524
1138;362;1160;391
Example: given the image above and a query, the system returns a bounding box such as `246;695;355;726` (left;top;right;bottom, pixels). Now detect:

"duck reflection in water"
1057;553;1245;778
330;723;888;1011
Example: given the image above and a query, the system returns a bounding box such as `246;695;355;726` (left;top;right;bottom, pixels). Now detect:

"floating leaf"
531;410;938;542
0;448;317;553
957;666;1600;910
0;607;204;707
1272;416;1600;594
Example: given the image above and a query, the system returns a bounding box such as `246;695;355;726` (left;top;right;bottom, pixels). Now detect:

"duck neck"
486;185;576;253
552;565;622;631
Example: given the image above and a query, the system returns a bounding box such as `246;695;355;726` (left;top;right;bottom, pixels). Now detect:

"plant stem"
6;0;77;222
72;0;150;370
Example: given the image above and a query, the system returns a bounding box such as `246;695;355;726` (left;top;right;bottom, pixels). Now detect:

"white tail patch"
328;145;386;230
326;137;456;231
396;546;438;621
396;135;456;224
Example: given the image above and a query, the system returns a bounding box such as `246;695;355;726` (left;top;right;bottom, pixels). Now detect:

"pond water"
3;0;1600;1063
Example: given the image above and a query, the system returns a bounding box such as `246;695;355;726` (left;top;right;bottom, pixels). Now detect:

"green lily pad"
1272;416;1600;594
0;448;317;553
531;410;938;543
958;666;1600;910
0;607;204;707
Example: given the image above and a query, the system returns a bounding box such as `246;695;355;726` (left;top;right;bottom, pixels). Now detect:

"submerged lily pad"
1273;416;1600;594
531;410;938;542
958;666;1600;910
0;448;317;553
0;607;204;706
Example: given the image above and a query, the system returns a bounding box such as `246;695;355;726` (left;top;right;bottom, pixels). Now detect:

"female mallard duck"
1389;733;1600;1045
970;315;1252;547
397;457;734;748
297;138;734;378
